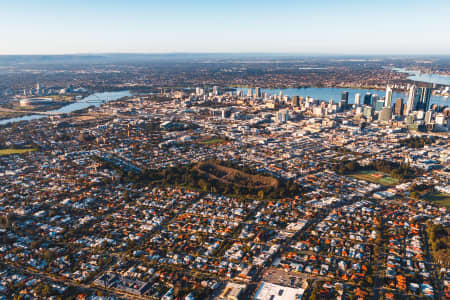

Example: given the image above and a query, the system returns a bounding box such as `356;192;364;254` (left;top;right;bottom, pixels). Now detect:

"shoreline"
0;101;77;121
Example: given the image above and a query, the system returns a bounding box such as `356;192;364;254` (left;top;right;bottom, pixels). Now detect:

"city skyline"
1;0;450;55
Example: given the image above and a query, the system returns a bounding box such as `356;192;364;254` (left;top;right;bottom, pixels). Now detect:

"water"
0;90;131;125
393;68;450;86
237;87;448;107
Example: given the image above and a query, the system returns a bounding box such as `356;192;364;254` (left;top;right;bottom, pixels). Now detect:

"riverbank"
0;101;76;121
0;90;131;125
235;87;448;107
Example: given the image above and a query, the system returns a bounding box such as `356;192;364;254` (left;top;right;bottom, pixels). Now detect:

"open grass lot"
349;170;399;186
199;138;227;145
423;191;450;207
0;148;37;156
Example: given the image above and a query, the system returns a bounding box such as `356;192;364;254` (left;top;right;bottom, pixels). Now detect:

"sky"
0;0;449;55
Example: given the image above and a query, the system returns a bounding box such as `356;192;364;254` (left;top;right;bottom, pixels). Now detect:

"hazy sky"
1;0;449;55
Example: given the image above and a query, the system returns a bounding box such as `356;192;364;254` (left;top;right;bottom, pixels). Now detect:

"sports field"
199;138;227;145
0;148;36;156
423;191;450;207
349;170;399;186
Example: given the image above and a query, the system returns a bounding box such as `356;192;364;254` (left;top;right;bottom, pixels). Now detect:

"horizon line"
1;51;450;57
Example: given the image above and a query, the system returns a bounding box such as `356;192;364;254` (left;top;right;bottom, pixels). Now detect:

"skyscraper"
275;109;289;123
425;109;433;124
379;107;392;122
406;84;416;115
414;87;431;111
394;98;404;116
385;84;393;107
341;91;349;106
363;105;373;119
196;87;204;96
363;93;372;106
212;86;219;96
255;87;261;98
375;99;385;112
291;96;300;107
354;93;361;106
247;88;253;97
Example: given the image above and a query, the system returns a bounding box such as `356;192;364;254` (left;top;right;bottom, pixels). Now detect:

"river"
237;87;448;107
392;68;450;86
0;91;131;125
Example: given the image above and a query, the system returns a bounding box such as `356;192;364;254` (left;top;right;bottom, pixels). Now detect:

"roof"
254;282;305;300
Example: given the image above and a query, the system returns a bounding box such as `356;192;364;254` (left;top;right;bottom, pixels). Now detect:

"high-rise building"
363;105;373;119
414;87;431;111
371;94;379;109
255;87;261;98
212;86;219;96
354;93;361;106
363;93;372;106
341;91;349;106
394;98;404;116
379;107;392;122
275;109;289;123
247;88;253;97
425;110;433;124
291;96;300;107
406;85;416;115
375;99;385;112
385;85;393;108
196;87;204;96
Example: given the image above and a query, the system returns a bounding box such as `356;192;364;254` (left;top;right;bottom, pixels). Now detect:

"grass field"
0;148;36;156
199;138;227;145
423;191;450;207
349;170;399;186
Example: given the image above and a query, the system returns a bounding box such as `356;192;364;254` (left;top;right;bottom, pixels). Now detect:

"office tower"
275;109;289;123
196;87;204;96
375;99;385;112
406;84;416;114
379;107;392;122
371;94;379;109
291;96;300;107
213;86;219;96
363;105;373;118
363;93;372;106
394;98;404;116
255;87;261;98
414;87;431;111
354;93;361;105
341;91;349;106
247;88;253;97
425;110;433;124
236;89;243;97
385;84;393;107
